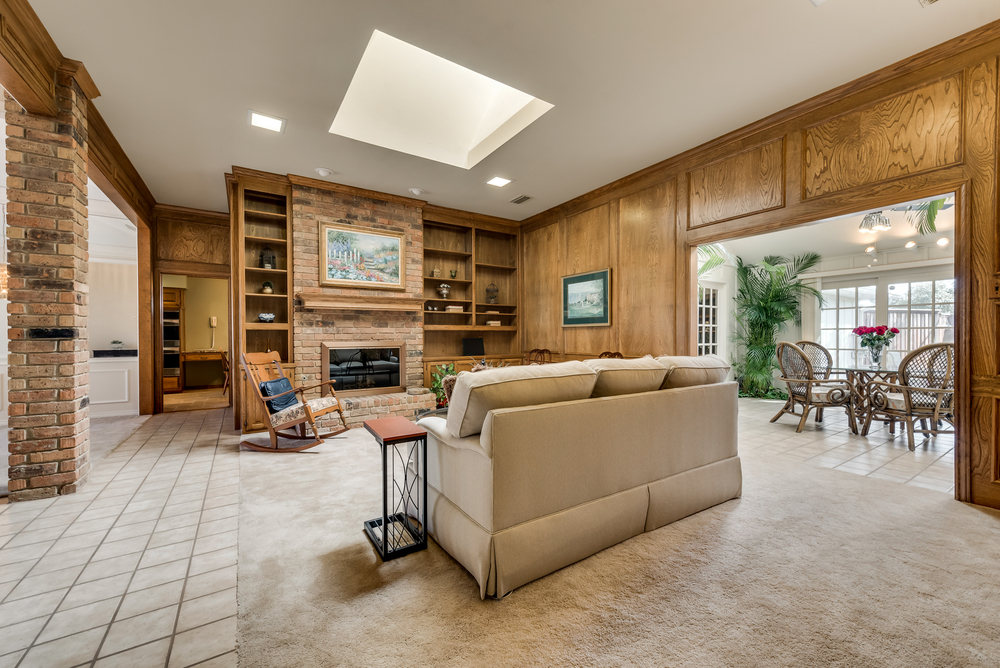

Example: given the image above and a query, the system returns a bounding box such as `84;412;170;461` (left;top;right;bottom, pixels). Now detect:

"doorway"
696;194;957;494
159;274;232;413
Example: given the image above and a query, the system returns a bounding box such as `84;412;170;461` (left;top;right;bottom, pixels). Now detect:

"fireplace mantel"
296;293;425;312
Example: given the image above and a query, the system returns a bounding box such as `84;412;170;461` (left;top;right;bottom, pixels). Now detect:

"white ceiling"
720;196;956;264
30;0;1000;220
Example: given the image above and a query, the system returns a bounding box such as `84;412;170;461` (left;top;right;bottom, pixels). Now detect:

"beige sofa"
415;355;741;598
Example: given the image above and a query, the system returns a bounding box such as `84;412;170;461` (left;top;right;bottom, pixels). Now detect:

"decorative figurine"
486;282;499;304
259;246;276;270
431;267;442;278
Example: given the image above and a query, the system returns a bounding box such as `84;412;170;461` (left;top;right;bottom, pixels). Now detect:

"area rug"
237;426;1000;667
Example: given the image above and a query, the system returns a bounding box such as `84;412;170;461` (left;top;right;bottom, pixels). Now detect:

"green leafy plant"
906;198;947;235
430;363;456;407
697;243;729;277
732;253;823;398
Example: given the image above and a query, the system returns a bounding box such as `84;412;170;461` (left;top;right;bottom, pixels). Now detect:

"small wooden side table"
362;417;428;560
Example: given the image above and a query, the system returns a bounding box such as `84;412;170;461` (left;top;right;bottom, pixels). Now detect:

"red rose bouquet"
852;325;899;349
852;325;900;369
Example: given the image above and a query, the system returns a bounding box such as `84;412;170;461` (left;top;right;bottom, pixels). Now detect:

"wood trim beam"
57;58;98;99
296;293;425;312
88;101;155;226
423;204;519;229
0;0;61;115
153;203;229;225
287;173;427;207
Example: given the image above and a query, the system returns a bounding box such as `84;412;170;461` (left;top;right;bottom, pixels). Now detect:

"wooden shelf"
245;267;287;274
245;293;288;299
424;277;471;284
296;293;425;312
245;322;290;330
426;310;469;315
424;325;518;332
245;235;287;243
244;209;287;219
425;298;471;304
424;247;472;257
476;262;517;270
477;304;517;311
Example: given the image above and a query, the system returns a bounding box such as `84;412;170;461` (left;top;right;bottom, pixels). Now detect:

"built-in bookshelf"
422;217;519;384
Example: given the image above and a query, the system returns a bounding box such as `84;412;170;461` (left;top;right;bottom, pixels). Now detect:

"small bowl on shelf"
258;313;276;323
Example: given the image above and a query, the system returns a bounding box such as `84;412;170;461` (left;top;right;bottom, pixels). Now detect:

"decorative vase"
868;345;884;370
432;267;442;278
437;287;450;299
262;286;273;294
450;270;457;278
111;342;123;351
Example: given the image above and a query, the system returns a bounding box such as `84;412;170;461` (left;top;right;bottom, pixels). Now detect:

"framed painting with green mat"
562;268;611;327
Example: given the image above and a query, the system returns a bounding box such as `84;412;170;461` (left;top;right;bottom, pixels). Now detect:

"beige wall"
182;276;229;387
91;262;139;352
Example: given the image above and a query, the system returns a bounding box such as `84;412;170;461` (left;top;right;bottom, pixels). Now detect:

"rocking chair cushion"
270;396;342;427
260;377;298;414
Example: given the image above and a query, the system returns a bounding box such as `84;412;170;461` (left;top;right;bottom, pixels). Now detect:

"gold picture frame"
318;222;406;290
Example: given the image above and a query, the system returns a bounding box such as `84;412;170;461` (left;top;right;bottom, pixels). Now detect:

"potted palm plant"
732;253;822;398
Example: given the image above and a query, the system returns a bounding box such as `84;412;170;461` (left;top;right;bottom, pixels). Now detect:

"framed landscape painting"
562;268;611;327
319;222;405;289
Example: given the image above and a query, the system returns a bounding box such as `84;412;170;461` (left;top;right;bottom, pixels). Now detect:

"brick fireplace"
290;181;435;427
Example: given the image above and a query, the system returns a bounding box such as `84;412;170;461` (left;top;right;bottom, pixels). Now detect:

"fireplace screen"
325;344;403;395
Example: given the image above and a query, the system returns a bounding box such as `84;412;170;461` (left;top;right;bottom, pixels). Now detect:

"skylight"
329;30;553;169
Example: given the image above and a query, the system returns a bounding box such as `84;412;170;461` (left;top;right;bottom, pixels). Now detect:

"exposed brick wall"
5;74;91;501
291;185;427;419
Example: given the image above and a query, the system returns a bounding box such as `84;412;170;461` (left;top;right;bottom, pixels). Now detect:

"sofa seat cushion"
808;384;850;403
446;361;597;438
585;357;669;397
656;354;730;389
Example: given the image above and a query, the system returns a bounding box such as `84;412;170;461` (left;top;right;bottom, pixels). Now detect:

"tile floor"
0;408;239;668
740;398;955;493
163;390;230;414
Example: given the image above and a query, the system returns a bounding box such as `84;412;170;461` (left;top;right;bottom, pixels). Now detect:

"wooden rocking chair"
240;351;349;453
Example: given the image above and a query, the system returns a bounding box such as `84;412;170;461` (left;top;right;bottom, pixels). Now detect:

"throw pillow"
259;377;298;414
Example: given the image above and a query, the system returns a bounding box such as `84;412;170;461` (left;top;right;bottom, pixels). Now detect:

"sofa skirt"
421;455;743;599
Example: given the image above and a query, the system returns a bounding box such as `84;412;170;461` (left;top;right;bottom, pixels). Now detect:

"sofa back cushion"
446;361;597;437
584;357;669;397
656;354;730;389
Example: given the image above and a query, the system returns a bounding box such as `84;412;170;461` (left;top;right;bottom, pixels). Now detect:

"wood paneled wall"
154;204;231;274
520;20;1000;508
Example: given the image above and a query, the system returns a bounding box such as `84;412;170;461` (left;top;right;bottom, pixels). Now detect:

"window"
820;285;876;367
888;279;954;358
697;285;720;356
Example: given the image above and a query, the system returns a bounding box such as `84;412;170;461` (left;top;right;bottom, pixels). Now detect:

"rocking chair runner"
240;351;349;452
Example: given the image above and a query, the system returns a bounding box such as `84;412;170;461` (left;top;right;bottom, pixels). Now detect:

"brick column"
5;72;90;501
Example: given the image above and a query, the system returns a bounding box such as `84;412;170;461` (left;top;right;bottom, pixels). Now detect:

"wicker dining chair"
795;341;838;424
863;343;955;450
598;351;625;359
771;342;855;433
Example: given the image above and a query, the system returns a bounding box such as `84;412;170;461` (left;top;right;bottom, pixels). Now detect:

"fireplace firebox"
322;341;406;397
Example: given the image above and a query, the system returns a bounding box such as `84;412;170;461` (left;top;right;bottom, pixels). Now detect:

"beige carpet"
237;426;1000;668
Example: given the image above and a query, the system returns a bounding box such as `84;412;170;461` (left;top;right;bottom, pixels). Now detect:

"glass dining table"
831;364;899;434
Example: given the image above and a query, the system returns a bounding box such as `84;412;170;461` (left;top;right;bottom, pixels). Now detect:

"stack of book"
445;305;464;313
486;320;502;326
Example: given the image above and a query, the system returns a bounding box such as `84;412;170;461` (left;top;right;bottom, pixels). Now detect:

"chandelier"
859;211;891;234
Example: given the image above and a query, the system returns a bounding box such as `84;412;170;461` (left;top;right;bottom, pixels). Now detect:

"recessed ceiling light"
487;177;511;187
937;237;950;246
865;245;876;253
248;110;285;133
905;241;917;249
408;188;425;196
314;168;333;177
